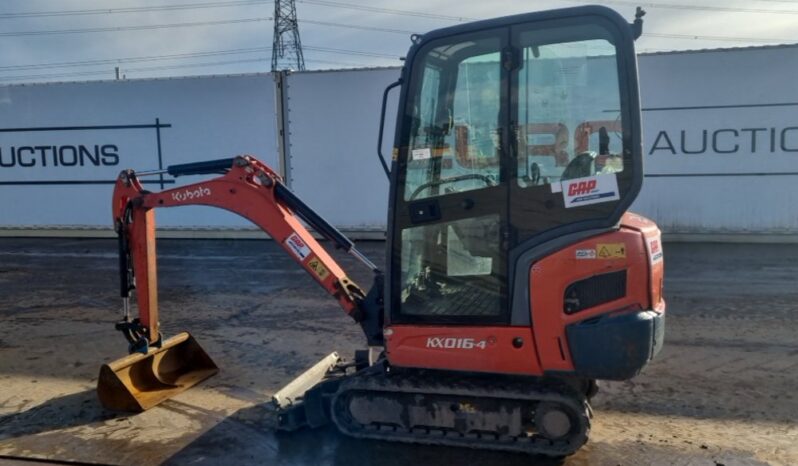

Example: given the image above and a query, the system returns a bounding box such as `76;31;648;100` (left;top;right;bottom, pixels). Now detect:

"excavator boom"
99;155;381;411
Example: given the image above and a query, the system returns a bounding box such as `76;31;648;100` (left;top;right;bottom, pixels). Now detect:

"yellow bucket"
97;332;218;412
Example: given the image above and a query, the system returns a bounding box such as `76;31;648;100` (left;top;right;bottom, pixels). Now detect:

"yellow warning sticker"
597;243;626;259
307;257;330;280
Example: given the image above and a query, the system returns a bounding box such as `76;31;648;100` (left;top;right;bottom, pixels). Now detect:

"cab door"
389;28;512;325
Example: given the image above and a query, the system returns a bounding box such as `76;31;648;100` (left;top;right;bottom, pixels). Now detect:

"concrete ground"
0;238;796;466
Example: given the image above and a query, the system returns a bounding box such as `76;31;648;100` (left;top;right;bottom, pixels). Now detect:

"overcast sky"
0;0;796;84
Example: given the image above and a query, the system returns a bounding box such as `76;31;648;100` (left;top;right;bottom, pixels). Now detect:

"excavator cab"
387;6;644;329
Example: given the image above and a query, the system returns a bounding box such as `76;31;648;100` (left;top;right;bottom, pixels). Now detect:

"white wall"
0;74;278;229
284;68;399;232
1;43;797;237
634;46;798;234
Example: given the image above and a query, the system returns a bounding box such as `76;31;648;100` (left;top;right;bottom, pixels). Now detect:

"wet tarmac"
0;238;796;465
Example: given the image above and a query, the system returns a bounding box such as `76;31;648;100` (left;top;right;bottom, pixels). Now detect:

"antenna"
271;0;306;72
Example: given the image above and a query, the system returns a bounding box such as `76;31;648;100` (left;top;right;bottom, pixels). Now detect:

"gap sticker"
561;174;620;208
411;148;431;161
284;233;311;261
307;257;330;280
597;243;626;259
648;238;663;264
575;249;596;259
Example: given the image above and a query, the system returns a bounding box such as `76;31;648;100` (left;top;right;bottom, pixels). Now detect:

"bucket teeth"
97;332;218;412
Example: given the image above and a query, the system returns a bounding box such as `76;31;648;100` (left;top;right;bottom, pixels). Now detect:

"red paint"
386;212;665;377
112;156;364;343
385;326;542;375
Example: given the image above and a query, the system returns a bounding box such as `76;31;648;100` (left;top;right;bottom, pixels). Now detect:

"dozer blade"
273;352;346;431
97;332;218;412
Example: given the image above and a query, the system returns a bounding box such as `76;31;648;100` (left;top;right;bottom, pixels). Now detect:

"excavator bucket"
97;332;218;412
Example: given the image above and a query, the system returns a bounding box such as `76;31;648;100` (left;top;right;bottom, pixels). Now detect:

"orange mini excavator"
97;5;665;457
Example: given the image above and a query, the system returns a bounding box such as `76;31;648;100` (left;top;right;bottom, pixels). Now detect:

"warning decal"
597;243;626;259
411;148;431;161
307;257;330;280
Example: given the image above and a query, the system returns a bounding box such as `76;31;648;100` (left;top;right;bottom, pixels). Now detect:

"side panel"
385;325;543;376
624;212;665;308
531;227;651;372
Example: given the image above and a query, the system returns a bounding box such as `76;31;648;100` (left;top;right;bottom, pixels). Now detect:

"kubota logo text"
426;337;489;350
568;179;597;196
171;187;211;202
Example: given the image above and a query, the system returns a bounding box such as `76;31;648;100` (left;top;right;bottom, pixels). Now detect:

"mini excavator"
97;6;665;457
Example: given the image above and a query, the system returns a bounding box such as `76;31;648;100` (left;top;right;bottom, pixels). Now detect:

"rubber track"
330;369;591;457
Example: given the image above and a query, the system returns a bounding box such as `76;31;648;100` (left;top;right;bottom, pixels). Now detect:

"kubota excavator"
97;5;665;457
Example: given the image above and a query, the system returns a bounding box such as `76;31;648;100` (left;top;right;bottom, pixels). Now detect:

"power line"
0;58;275;82
297;0;474;22
119;55;380;73
0;55;387;82
0;1;788;78
646;32;795;43
0;0;791;20
0;69;116;82
0;47;271;72
0;16;415;40
0;27;785;76
0;60;270;82
0;43;398;74
304;45;399;59
0;1;272;20
304;0;798;19
0;4;790;46
0;17;271;37
568;0;798;15
303;56;391;67
304;8;795;44
301;19;417;35
124;57;270;73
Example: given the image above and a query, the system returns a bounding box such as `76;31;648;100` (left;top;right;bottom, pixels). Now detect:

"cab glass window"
516;30;624;188
400;214;502;317
404;36;502;201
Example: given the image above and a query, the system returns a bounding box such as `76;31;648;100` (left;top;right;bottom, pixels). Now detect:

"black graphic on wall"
0;119;174;189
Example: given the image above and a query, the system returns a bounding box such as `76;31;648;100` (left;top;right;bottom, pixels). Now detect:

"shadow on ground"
0;390;119;441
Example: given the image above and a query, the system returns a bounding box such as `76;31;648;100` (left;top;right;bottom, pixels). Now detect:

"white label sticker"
284;233;311;261
575;249;596;260
411;148;431;161
647;238;663;264
562;174;620;209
